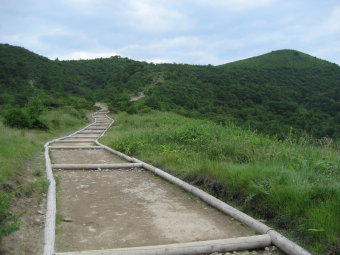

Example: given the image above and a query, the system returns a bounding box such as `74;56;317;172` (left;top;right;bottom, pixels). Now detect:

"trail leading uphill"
42;106;309;255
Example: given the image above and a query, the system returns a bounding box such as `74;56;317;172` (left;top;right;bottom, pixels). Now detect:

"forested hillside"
0;44;339;254
0;44;339;140
147;50;340;139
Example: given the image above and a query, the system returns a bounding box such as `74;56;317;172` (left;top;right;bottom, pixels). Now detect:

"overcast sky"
1;0;340;65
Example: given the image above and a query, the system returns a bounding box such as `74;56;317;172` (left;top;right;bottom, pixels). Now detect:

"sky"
1;0;340;65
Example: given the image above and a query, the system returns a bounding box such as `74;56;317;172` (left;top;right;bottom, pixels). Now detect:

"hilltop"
0;44;339;254
0;44;339;140
143;49;340;139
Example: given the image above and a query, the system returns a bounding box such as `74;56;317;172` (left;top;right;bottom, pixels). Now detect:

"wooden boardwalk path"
42;106;309;255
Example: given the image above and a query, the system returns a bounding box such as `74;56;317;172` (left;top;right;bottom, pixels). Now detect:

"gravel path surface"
51;107;284;254
55;168;258;252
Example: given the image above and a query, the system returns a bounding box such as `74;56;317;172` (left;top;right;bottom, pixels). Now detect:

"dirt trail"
51;149;126;165
55;168;256;252
50;107;283;255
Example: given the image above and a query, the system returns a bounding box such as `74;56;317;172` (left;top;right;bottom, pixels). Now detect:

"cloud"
1;0;339;66
198;0;275;11
0;34;49;53
313;5;340;37
57;50;119;60
147;58;173;64
59;0;117;16
126;0;191;32
63;0;95;4
60;0;107;8
117;36;239;64
310;45;340;65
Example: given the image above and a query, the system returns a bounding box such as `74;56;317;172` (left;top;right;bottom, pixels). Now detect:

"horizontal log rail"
52;163;143;169
55;235;271;255
48;146;105;149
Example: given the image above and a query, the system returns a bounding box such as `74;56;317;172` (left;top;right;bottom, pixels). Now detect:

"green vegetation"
1;44;339;140
100;111;340;254
145;50;340;140
0;107;89;243
1;43;339;252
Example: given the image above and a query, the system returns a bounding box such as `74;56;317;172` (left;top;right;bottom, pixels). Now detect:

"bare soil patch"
59;137;96;141
51;142;95;146
55;168;257;252
50;149;126;164
69;134;100;138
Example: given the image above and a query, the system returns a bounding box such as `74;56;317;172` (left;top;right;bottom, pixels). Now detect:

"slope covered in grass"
100;111;340;254
147;50;340;139
1;44;339;140
0;107;89;243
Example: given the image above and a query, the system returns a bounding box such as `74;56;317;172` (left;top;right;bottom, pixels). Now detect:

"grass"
100;111;340;254
0;106;89;243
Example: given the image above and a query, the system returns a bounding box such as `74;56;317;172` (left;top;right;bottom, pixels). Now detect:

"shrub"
4;108;32;129
139;106;152;114
3;107;50;130
126;105;138;114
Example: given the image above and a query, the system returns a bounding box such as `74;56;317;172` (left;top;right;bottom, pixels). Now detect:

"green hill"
0;44;339;254
0;44;339;140
223;49;335;68
145;50;340;139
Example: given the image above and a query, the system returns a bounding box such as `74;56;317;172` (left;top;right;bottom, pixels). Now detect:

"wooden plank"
51;140;95;143
52;163;142;169
67;136;99;139
55;235;271;255
48;146;104;149
43;143;56;255
77;131;103;133
85;128;107;130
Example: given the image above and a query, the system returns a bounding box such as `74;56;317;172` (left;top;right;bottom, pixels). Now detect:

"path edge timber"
43;108;312;255
43;110;113;255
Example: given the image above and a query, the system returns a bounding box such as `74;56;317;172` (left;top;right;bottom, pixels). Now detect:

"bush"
3;107;50;130
139;106;152;114
126;105;138;114
4;108;32;129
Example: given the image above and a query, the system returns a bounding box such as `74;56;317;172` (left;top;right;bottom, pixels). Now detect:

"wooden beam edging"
43;109;113;255
89;123;108;128
84;128;107;130
66;136;99;139
52;140;96;143
55;235;271;255
97;119;114;139
48;146;105;149
94;142;134;162
52;163;142;169
77;131;104;133
43;142;56;255
131;158;271;234
95;142;311;255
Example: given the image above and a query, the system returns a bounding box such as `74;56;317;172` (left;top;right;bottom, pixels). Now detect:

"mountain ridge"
0;43;339;140
219;49;339;68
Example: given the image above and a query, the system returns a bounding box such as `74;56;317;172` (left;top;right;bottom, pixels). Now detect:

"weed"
31;179;48;195
0;191;21;244
100;111;340;254
33;169;43;177
0;107;89;244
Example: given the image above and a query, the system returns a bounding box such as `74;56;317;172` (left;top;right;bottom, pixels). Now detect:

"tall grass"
0;106;88;243
100;111;340;254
